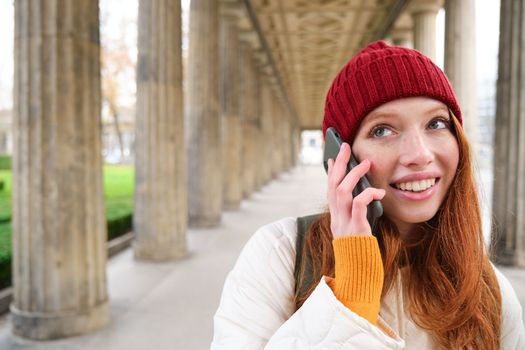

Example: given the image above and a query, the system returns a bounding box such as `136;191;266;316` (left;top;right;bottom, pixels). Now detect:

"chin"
390;208;439;225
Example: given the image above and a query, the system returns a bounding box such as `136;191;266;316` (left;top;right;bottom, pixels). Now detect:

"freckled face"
351;97;460;237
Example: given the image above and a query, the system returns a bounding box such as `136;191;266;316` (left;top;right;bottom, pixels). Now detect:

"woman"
211;41;525;349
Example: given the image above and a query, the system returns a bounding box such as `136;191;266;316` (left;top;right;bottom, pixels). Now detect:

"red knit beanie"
323;40;462;143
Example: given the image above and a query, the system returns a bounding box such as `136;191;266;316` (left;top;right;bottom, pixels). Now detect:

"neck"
393;220;415;241
394;220;427;246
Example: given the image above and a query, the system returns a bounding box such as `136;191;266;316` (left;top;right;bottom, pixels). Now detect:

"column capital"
407;0;443;14
391;26;412;37
238;29;260;49
390;26;412;45
391;12;413;31
252;48;270;70
219;0;244;23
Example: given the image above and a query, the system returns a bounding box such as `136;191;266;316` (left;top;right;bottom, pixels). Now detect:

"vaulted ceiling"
249;0;408;129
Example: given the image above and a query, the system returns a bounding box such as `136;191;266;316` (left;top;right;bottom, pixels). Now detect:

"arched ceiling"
248;0;409;129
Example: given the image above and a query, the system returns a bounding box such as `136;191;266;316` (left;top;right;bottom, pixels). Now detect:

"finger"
330;142;351;187
336;159;371;197
351;188;386;225
327;158;336;207
334;161;371;216
327;158;337;210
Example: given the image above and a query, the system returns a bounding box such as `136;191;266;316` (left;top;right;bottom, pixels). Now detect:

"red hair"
295;113;501;348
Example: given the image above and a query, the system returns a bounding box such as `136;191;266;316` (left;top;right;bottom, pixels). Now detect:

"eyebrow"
363;105;450;125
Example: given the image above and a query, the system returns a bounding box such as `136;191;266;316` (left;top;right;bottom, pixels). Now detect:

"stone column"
444;0;478;152
251;61;264;191
11;1;108;339
270;91;281;178
187;0;221;226
219;14;242;210
282;106;292;170
291;122;300;168
288;111;296;169
275;99;287;173
260;80;274;184
410;2;440;61
239;42;257;198
134;0;186;260
492;0;525;266
288;116;295;169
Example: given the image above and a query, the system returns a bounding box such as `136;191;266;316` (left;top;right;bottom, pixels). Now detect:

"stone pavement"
0;164;523;349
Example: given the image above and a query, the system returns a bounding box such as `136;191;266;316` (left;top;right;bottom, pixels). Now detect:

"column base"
223;201;241;211
188;215;221;228
133;242;187;261
10;300;109;340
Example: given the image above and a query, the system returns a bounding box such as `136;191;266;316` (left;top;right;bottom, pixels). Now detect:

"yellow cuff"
330;235;384;325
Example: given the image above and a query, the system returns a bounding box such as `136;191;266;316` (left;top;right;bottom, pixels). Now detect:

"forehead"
361;97;449;126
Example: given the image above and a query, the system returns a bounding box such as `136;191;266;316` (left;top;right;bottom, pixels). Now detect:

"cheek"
440;137;460;171
352;145;391;188
366;157;391;188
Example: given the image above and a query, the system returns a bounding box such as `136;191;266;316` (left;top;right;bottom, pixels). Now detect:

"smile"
392;178;438;192
389;178;441;200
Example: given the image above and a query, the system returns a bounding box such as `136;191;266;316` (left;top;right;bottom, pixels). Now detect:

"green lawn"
0;166;134;222
103;165;134;221
0;170;12;223
0;165;134;288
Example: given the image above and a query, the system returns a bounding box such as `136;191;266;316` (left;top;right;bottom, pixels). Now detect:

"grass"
0;165;134;288
103;165;134;221
0;170;12;223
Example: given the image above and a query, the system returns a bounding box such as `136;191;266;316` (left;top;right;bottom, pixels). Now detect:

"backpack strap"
294;213;322;298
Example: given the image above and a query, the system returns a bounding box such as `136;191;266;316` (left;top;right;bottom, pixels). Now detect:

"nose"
399;129;434;167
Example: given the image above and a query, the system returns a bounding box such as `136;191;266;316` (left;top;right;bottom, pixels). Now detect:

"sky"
0;0;501;111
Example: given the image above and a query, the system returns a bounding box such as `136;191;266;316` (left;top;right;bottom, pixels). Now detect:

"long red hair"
294;113;502;349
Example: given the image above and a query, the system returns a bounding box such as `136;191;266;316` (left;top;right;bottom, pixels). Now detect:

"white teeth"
394;178;436;192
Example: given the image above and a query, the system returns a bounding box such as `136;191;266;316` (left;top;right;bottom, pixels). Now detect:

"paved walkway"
0;164;523;349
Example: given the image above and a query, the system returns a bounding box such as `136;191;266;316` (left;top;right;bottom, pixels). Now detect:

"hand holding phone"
323;127;384;236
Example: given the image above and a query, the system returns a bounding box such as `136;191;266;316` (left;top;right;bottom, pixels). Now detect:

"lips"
390;172;442;184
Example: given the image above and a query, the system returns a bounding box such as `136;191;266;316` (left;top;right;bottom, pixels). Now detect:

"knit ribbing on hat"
323;41;462;144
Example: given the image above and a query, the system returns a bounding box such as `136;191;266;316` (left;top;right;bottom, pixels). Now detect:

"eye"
428;117;450;130
369;125;393;138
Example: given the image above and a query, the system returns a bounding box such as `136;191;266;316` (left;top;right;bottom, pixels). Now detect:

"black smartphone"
323;127;383;233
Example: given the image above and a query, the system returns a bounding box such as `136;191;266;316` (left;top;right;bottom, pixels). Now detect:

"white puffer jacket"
211;217;525;349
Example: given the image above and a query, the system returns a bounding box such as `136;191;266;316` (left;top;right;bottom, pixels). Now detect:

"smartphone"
323;127;383;233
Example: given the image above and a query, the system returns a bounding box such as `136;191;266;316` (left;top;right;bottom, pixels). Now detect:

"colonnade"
492;0;525;266
9;0;525;341
11;0;298;339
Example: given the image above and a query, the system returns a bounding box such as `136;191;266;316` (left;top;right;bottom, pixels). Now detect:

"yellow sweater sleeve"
327;235;384;325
